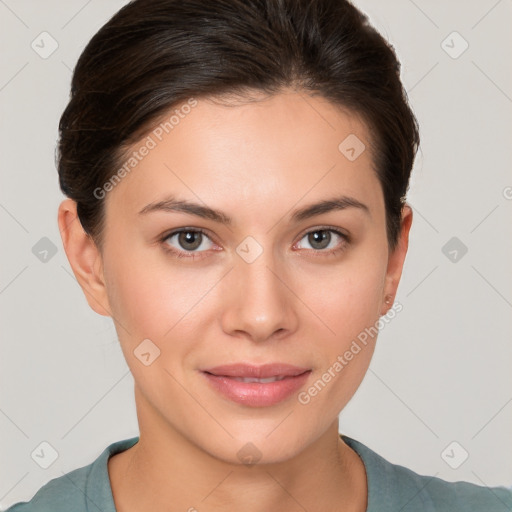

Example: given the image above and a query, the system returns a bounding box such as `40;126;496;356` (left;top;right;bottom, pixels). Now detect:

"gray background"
1;0;511;508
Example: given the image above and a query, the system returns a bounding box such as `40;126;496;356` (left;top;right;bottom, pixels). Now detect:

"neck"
108;389;368;512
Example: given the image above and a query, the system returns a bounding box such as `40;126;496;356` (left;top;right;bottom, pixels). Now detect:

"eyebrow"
138;194;370;224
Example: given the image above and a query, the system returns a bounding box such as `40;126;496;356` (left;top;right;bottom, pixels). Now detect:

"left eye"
295;229;347;251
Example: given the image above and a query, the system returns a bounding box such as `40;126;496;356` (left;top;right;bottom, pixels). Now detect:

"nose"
220;251;299;343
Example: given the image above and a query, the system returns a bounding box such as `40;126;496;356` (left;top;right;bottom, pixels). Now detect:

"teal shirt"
5;435;512;511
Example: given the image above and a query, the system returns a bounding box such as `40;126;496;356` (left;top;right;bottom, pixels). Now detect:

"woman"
6;0;512;510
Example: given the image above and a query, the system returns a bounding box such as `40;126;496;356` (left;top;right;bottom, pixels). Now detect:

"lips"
201;363;312;407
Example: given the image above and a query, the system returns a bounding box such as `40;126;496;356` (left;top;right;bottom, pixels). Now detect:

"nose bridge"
221;242;297;341
239;255;281;304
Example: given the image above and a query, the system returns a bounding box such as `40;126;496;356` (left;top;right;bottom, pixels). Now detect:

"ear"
381;204;413;315
57;198;112;317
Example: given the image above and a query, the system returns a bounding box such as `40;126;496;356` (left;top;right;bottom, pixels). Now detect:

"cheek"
103;245;221;343
295;252;387;342
296;269;383;416
294;247;387;404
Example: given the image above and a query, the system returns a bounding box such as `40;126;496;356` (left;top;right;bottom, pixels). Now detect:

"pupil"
180;231;201;250
309;230;330;249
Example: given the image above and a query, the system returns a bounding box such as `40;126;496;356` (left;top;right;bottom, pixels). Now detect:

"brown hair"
57;0;420;251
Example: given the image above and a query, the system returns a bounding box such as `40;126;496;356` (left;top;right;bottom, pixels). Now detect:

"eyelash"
159;226;350;260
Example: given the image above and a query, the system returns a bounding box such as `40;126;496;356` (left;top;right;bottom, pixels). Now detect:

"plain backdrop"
1;0;511;508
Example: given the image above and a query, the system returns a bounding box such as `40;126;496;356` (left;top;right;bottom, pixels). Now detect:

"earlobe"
57;199;112;317
381;204;413;315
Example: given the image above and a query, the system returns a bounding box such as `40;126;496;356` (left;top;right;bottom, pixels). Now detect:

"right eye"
161;228;217;259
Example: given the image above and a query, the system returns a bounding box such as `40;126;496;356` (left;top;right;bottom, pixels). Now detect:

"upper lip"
202;363;311;378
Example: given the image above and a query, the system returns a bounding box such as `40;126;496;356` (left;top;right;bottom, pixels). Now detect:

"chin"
200;427;310;467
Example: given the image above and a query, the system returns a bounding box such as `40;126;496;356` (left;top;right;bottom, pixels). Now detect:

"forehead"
105;91;382;220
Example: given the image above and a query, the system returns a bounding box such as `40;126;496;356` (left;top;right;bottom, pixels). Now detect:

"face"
60;90;411;465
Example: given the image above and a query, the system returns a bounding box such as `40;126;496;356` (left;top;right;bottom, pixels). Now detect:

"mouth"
226;375;290;383
200;363;312;407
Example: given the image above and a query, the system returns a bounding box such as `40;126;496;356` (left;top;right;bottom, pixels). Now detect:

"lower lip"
202;371;311;407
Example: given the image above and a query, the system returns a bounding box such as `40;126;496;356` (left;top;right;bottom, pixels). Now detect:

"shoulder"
4;437;139;512
421;473;512;510
341;434;512;512
391;459;512;511
4;465;92;512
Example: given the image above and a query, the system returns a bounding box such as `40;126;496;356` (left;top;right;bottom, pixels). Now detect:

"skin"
58;89;412;512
